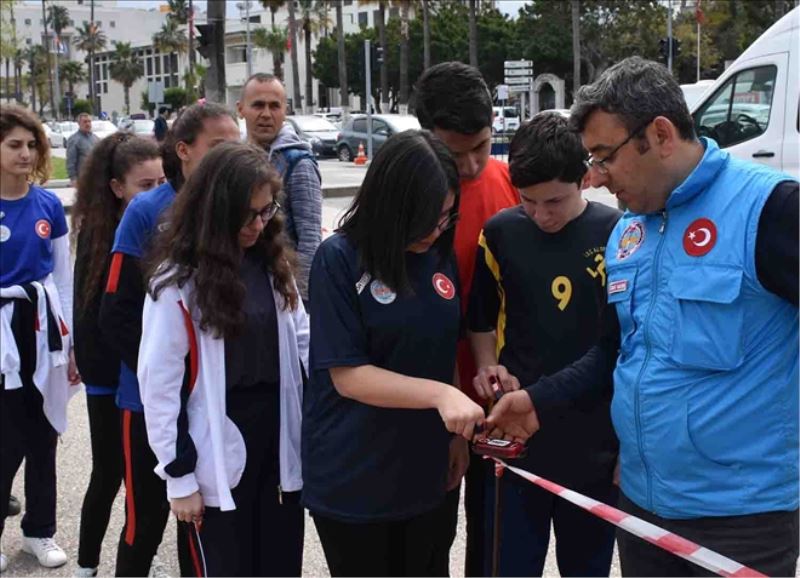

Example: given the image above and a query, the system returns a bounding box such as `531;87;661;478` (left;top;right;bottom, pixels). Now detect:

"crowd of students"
1;55;797;578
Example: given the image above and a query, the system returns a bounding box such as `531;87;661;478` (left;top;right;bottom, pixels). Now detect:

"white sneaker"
0;552;7;573
74;566;98;577
21;537;67;568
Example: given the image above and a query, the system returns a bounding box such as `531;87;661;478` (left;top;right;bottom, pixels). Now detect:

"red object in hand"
472;437;526;459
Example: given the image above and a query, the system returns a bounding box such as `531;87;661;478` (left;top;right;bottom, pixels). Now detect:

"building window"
170;53;178;73
110;20;115;28
68;19;74;27
358;11;368;27
389;7;399;18
227;45;248;64
155;57;161;75
344;0;352;5
24;18;31;25
146;57;153;76
25;38;32;45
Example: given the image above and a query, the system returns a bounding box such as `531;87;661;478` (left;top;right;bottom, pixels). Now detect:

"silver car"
335;114;421;162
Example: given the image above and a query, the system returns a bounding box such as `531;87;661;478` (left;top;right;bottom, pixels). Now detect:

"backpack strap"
277;148;318;185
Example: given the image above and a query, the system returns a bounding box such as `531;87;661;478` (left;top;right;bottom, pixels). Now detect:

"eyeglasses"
436;210;460;233
584;118;653;175
245;201;280;227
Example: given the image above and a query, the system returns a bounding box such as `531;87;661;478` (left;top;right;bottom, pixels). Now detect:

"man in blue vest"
485;56;798;576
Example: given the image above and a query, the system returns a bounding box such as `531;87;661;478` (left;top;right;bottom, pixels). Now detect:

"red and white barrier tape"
492;458;767;578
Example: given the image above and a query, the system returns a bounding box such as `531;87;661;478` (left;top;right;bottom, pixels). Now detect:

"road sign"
505;77;531;86
504;68;532;77
509;84;532;93
504;60;533;69
497;84;509;100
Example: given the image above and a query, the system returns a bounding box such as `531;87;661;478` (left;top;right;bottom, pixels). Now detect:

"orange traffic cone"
354;142;367;165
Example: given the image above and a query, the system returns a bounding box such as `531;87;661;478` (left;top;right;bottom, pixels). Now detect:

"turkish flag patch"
432;273;456;300
683;218;717;257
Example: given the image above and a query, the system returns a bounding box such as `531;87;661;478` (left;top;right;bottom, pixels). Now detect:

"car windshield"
387;116;421;131
92;121;116;132
294;117;338;131
58;122;78;132
131;120;154;132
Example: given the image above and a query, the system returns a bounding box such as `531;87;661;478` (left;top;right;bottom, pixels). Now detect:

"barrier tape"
491;458;767;577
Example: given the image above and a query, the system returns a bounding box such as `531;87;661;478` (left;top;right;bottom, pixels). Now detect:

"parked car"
123;119;156;140
691;7;798;177
336;114;421;162
285;115;340;158
313;111;343;127
43;123;64;148
492;106;520;134
91;120;119;140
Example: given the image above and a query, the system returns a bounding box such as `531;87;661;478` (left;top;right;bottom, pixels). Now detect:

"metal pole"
492;463;504;577
667;0;673;73
365;38;372;160
245;1;252;79
696;6;701;81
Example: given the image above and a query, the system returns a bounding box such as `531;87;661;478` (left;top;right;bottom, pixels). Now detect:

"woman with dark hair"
302;129;485;576
70;133;164;577
0;104;79;571
98;102;240;577
139;141;307;577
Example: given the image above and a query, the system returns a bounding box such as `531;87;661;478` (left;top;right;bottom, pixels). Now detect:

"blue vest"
605;139;798;519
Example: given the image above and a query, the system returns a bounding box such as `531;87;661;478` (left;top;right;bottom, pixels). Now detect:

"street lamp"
237;0;252;78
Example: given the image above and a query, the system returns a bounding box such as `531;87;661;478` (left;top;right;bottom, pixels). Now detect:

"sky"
115;0;531;19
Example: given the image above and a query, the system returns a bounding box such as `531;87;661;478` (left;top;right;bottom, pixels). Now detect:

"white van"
691;7;798;178
492;106;520;134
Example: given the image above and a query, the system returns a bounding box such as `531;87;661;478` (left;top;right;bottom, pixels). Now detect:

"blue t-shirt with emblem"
1;185;68;288
112;181;176;412
302;233;461;522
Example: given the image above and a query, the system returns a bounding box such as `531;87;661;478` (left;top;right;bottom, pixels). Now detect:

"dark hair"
147;141;297;339
0;104;51;183
158;106;168;115
570;56;696;141
71;133;161;311
160;101;238;191
241;72;281;96
412;61;493;135
338;130;459;294
509;111;587;188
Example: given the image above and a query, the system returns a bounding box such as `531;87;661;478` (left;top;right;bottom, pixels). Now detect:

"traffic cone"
354;142;367;165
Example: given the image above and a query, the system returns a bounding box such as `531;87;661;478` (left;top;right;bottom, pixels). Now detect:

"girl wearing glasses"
138;142;307;577
70;133;165;577
302;130;484;576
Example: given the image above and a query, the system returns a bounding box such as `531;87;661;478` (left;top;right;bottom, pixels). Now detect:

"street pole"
189;0;195;98
696;1;701;82
667;0;673;73
365;38;372;160
245;1;252;79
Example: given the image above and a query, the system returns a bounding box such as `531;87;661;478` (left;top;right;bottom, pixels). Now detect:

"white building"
6;0;197;118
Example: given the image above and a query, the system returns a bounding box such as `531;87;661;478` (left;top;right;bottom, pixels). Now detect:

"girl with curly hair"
139;141;308;577
70;132;164;576
0;104;79;571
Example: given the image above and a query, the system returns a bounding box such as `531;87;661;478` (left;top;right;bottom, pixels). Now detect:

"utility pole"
365;38;372;159
89;0;97;115
41;0;56;118
237;1;252;79
667;0;673;73
189;0;195;98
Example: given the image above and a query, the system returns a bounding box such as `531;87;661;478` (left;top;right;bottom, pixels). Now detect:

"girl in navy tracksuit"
138;142;307;577
0;104;79;571
70;133;165;576
98;103;241;577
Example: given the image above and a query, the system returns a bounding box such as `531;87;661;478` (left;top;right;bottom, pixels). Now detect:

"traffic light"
672;38;681;58
659;37;681;62
370;44;384;69
196;23;212;59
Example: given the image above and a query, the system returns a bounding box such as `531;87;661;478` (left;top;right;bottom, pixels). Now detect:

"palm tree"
335;0;348;117
287;0;301;112
166;0;190;23
153;18;187;86
253;26;287;80
40;0;56;117
204;0;225;103
109;41;143;115
46;4;70;38
468;0;478;67
73;19;107;113
259;0;285;30
299;0;330;113
422;0;430;70
24;45;48;114
60;60;85;97
572;0;581;95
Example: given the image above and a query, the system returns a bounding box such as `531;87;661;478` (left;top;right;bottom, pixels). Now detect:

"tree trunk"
205;0;226;104
41;0;56;118
398;1;409;114
5;58;10;103
775;0;786;17
124;84;130;115
89;0;96;113
188;0;195;99
378;1;388;113
304;24;313;113
468;0;478;67
273;50;284;80
287;0;302;113
422;0;430;70
336;2;348;117
30;65;37;112
571;0;581;95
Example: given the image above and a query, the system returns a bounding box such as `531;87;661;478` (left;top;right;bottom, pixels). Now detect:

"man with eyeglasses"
486;56;798;576
468;111;621;576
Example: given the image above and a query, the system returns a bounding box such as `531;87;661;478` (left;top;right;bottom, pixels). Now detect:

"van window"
352;118;367;133
694;65;777;148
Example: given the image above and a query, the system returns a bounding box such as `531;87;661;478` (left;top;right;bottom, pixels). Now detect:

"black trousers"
464;452;491;577
429;486;460;576
115;409;171;577
0;297;58;540
176;387;304;577
78;394;123;569
314;503;446;577
617;492;799;577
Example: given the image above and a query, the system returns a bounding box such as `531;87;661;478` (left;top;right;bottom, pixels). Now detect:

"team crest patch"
432;273;456;300
608;280;628;295
683;217;717;257
617;221;645;260
35;219;51;239
370;279;396;305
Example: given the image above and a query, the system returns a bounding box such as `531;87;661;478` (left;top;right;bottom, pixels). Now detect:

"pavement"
2;156;625;577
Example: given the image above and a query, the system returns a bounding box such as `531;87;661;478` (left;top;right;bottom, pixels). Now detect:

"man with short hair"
468;111;620;576
66;113;98;187
153;107;169;142
412;61;519;577
237;73;322;303
487;56;799;576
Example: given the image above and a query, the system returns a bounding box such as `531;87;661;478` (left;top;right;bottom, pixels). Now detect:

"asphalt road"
3;159;626;577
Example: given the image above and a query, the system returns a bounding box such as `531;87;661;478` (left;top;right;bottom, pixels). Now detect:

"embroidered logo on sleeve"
35;219;51;239
432;273;456;300
683;218;717;257
616;221;645;260
370;279;396;305
608;280;628;295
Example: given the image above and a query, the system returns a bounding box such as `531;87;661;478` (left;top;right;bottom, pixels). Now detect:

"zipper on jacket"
633;210;668;511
